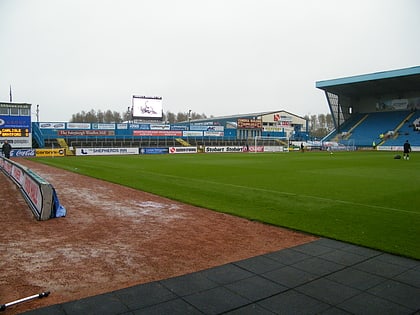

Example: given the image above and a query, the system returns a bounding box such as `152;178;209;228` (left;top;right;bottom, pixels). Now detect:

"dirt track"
0;158;317;314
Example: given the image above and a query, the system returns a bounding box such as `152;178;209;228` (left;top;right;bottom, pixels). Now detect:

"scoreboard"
0;128;30;137
0;102;32;148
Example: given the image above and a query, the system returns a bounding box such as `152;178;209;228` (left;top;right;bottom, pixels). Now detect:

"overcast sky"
1;0;419;122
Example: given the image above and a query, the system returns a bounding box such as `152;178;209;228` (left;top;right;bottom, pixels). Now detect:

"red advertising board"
237;118;262;129
133;130;182;136
58;130;115;136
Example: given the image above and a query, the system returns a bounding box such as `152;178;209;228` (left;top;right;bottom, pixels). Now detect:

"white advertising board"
76;147;139;156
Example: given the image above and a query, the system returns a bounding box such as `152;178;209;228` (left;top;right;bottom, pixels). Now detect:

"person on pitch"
403;140;411;160
2;140;12;159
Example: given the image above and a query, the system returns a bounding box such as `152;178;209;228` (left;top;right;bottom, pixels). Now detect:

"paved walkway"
22;239;419;314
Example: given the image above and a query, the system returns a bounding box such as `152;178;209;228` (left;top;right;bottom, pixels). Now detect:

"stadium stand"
384;110;420;146
345;110;411;146
317;66;420;148
26;108;308;153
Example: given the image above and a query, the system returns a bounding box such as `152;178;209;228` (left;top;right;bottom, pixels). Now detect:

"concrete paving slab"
21;239;420;315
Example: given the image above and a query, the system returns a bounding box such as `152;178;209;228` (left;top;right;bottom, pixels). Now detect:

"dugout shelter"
316;66;420;149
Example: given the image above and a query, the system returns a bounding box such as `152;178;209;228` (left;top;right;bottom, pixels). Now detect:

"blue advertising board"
0;115;31;130
140;148;169;154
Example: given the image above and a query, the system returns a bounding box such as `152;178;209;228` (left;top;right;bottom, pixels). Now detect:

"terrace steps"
176;138;191;146
56;138;75;156
344;114;369;140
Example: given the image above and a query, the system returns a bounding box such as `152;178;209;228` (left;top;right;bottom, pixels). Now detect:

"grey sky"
1;0;419;122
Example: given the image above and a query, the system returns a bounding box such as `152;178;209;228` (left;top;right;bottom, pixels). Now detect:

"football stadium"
1;67;419;314
2;67;420;156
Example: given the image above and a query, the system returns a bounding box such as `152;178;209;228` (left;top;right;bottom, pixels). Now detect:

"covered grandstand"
316;66;420;150
25;110;307;155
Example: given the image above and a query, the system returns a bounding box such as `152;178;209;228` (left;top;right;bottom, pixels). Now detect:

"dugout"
316;66;420;148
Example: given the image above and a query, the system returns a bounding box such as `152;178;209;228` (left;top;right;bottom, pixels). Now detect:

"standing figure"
2;140;12;159
403;140;411;160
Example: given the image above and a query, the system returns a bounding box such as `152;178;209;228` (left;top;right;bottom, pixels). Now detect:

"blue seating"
323;110;420;147
347;111;409;146
384;111;420;146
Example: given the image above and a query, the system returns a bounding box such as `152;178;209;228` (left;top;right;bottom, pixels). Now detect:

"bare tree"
70;109;123;123
165;111;176;124
310;115;317;132
176;112;188;122
97;110;105;123
302;113;337;139
326;113;334;131
318;114;326;129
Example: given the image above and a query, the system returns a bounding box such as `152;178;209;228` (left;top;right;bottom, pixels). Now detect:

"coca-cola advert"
10;149;36;157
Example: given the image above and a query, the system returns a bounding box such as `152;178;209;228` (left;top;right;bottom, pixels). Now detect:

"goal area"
252;136;289;153
339;139;356;151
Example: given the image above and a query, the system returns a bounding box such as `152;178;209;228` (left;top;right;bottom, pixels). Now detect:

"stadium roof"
186;110;306;124
315;66;420;97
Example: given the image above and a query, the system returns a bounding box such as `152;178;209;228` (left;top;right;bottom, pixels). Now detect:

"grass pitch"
31;151;420;259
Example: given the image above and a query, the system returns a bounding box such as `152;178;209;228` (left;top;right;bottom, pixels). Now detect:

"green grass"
29;151;420;259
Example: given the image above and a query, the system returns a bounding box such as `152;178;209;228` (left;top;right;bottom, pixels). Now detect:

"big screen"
132;96;163;119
